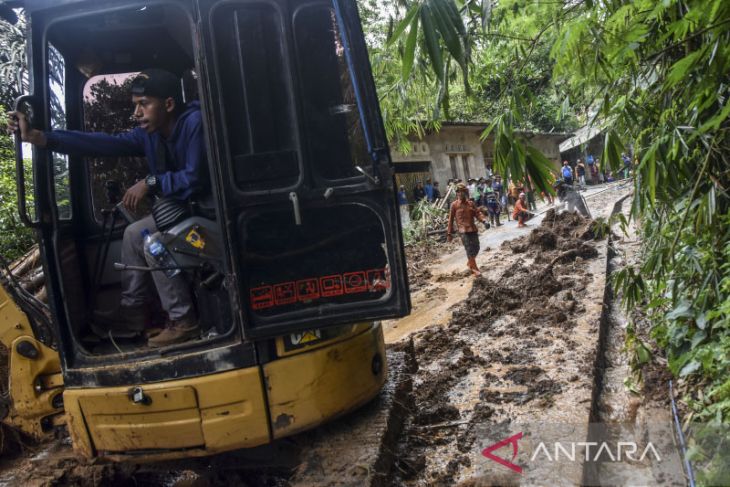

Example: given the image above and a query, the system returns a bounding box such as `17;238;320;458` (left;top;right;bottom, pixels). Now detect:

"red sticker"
250;286;274;310
297;278;320;301
367;268;390;291
274;281;296;305
320;274;344;297
252;268;392;309
343;271;368;294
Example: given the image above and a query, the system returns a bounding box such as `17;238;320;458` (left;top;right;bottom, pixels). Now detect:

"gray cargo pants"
120;214;194;320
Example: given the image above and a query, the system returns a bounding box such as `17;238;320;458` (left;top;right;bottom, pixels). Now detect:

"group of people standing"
397;178;443;225
561;153;634;187
397;175;538;229
397;174;537;277
401;152;634;279
409;178;442;203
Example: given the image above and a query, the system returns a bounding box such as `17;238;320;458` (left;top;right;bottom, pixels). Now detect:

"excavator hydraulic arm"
0;281;64;439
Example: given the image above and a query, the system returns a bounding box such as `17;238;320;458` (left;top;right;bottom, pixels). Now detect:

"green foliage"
363;0;578;154
0;108;35;261
449;0;580;132
548;0;730;478
589;217;610;240
612;265;645;313
385;0;470;93
402;199;448;244
0;13;26;109
480;108;555;192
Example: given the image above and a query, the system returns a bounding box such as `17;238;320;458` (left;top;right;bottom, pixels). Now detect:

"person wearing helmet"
447;183;489;277
8;69;206;347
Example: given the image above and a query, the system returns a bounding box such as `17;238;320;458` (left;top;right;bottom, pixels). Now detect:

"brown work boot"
143;327;164;339
148;317;199;348
91;305;147;337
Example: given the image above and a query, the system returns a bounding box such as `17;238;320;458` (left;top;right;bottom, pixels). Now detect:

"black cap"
130;69;182;103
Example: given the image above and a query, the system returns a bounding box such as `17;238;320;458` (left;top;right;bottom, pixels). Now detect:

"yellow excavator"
0;0;410;460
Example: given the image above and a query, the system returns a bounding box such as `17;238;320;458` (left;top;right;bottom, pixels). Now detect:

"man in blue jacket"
8;69;207;347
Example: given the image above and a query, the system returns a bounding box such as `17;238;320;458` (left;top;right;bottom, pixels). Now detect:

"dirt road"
384;182;629;344
387;185;631;485
0;184;637;486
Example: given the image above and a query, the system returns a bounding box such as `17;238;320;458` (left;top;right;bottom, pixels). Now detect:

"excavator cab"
1;0;410;458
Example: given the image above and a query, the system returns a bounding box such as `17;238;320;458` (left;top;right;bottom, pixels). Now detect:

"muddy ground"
390;208;610;486
0;186;653;487
404;240;451;293
595;197;679;486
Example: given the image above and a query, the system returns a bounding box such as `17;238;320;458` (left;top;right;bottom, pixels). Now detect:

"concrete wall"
391;126;486;186
391;125;570;185
519;134;564;165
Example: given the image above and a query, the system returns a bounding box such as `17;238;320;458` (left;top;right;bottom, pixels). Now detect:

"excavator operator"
7;69;209;347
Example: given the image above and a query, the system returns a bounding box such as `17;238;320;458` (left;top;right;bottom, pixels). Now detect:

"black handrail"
13;94;39;228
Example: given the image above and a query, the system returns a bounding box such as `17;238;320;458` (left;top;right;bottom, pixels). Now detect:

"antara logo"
481;431;664;474
481;432;524;474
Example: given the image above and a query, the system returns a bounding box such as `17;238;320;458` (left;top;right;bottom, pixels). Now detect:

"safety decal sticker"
290;329;322;345
274;282;296;306
297;279;320;302
343;271;368;294
185;228;206;249
320;275;344;297
250;268;390;311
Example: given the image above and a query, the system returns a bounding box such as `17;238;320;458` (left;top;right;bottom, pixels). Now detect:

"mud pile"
505;209;598;256
404;243;439;292
391;209;606;485
0;443;292;487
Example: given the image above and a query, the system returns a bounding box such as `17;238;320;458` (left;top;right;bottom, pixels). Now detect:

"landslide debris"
391;210;606;486
0;208;613;486
405;243;442;292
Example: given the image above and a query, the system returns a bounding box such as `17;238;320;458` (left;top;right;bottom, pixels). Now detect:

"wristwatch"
145;174;158;190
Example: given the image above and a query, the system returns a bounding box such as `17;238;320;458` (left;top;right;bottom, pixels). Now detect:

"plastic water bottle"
142;229;180;278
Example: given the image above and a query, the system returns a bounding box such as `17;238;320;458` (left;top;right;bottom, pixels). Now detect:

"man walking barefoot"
447;183;489;277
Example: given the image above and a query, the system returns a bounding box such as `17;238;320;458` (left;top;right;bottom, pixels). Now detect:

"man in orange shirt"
447;183;489;277
513;192;531;227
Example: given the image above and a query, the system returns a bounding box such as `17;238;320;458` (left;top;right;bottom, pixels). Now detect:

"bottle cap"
141;229;151;238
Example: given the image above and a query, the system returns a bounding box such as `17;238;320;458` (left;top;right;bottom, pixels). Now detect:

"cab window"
43;4;232;361
83;73;148;224
293;3;370;181
211;2;299;191
48;43;72;220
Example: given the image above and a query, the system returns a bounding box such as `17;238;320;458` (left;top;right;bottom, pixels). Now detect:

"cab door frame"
20;0;260;388
194;0;410;340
